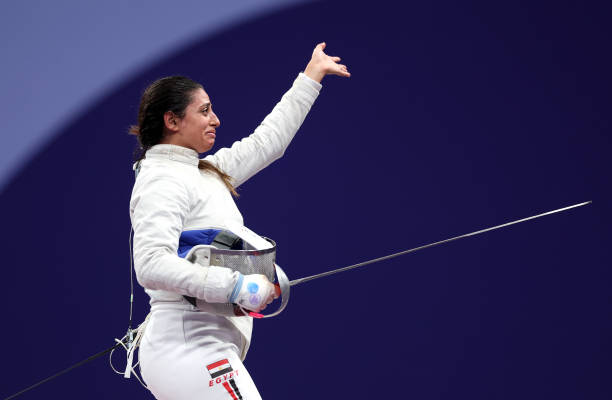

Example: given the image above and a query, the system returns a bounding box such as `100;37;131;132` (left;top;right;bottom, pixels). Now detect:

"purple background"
1;1;610;399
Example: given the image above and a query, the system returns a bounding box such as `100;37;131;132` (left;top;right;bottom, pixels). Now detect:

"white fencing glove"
229;273;279;312
202;266;279;314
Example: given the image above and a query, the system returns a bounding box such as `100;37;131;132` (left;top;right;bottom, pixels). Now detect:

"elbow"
133;248;167;291
133;258;156;290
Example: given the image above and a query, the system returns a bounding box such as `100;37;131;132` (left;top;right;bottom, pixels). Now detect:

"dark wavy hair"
129;76;237;196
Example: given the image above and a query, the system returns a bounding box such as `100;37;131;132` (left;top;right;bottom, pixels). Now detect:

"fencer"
129;43;350;399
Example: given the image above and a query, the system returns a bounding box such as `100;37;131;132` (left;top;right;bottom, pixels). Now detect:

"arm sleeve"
205;72;322;187
130;172;238;302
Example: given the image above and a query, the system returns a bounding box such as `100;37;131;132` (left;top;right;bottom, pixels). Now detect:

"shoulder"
135;162;184;188
131;160;197;206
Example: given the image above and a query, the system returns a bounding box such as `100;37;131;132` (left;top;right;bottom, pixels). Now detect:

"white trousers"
139;303;262;400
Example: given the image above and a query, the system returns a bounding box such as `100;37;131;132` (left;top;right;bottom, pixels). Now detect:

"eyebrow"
200;102;211;109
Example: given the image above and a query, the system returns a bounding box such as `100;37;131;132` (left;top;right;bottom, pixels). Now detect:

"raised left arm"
205;43;350;187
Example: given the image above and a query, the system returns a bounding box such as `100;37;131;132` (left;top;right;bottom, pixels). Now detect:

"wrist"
229;273;244;303
304;64;325;83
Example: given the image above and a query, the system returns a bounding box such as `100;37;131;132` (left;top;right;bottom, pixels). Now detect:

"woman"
129;43;350;399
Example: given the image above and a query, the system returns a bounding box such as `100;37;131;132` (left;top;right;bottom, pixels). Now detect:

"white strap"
224;220;273;250
122;313;150;380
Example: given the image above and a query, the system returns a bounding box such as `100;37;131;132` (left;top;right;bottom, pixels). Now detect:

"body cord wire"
3;341;125;400
3;226;139;400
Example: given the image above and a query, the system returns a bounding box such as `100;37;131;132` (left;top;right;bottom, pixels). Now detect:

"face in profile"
169;88;221;153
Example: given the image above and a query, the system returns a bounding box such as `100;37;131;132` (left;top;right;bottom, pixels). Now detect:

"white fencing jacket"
130;73;322;353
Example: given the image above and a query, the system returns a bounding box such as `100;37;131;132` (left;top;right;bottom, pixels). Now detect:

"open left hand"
304;42;351;83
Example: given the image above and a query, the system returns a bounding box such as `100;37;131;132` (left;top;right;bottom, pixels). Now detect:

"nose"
211;110;220;127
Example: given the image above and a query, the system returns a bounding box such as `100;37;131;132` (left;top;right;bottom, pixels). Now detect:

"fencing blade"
289;201;591;287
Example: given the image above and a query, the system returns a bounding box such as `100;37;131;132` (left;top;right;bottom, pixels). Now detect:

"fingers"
259;281;277;310
320;45;350;77
305;42;350;81
313;42;326;56
257;289;275;312
334;64;350;77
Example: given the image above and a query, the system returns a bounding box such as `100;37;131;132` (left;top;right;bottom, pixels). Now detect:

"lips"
205;130;216;138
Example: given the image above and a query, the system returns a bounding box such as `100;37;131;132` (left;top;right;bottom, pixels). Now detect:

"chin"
199;143;214;154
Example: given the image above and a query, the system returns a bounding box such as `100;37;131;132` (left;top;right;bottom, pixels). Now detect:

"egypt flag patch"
207;359;234;379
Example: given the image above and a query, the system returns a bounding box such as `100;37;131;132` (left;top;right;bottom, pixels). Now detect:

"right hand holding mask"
230;274;279;312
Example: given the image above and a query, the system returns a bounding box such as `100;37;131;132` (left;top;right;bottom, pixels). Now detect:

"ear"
163;111;180;133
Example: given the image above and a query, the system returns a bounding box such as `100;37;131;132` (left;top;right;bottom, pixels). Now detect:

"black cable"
3;340;125;400
128;226;135;332
5;213;140;399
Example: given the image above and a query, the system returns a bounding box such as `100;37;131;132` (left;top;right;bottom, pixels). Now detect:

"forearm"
134;247;239;302
207;73;322;186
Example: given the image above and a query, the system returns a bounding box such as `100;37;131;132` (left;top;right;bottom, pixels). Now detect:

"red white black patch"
206;358;233;379
207;359;243;399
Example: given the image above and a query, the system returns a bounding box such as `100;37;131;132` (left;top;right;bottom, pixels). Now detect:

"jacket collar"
146;144;199;166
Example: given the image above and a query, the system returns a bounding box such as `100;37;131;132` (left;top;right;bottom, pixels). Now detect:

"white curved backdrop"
0;0;312;193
